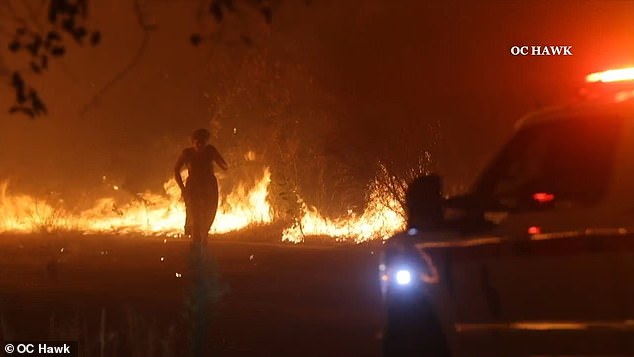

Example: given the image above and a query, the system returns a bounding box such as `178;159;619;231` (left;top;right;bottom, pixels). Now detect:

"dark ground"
0;230;385;357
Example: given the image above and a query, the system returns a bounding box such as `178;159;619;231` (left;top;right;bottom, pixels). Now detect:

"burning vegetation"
0;162;406;243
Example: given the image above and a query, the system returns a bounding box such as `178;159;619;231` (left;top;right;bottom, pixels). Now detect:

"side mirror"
406;174;444;230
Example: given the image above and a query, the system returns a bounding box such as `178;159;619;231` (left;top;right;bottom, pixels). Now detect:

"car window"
472;116;622;212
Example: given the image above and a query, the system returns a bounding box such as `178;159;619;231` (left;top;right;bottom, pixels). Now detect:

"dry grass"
0;230;383;357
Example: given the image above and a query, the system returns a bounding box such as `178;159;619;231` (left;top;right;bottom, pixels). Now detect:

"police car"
381;67;634;357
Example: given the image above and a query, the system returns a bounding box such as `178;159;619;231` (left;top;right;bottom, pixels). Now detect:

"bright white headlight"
395;269;412;285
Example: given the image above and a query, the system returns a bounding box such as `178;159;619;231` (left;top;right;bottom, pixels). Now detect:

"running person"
174;128;228;247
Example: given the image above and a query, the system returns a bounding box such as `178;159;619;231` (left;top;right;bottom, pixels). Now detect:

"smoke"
0;0;632;209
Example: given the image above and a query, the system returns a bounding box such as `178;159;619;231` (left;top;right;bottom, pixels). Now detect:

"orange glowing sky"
0;0;632;197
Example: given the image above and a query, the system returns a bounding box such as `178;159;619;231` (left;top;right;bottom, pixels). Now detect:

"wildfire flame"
0;169;273;236
281;183;405;243
0;166;405;242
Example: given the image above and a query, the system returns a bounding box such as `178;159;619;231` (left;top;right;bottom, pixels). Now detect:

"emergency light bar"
586;67;634;83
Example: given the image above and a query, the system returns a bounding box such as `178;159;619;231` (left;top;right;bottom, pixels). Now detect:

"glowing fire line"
281;186;405;243
0;167;405;242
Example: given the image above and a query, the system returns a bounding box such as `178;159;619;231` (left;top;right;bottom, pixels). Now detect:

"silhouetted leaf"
51;46;66;57
9;106;35;118
62;18;75;32
48;0;61;22
47;31;62;42
30;62;41;74
30;90;47;115
210;1;223;22
90;31;101;46
260;6;272;25
7;0;101;117
190;33;202;46
17;91;27;104
8;41;20;52
26;45;37;56
26;35;43;56
73;26;87;43
45;31;60;49
13;73;27;104
11;72;24;89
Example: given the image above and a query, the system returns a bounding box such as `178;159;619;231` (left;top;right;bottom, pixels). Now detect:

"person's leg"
188;197;205;252
184;201;193;237
183;188;190;235
201;180;219;247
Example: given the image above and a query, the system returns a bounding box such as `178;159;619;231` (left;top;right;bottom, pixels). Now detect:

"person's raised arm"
213;147;228;171
174;151;186;192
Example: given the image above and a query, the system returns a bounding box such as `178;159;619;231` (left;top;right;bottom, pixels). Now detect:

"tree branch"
79;31;150;116
4;0;37;33
22;0;49;33
80;0;153;116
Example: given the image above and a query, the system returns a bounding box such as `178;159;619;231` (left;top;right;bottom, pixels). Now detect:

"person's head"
406;174;443;229
191;128;210;151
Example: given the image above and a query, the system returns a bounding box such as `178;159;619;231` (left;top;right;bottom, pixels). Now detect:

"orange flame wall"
0;168;404;243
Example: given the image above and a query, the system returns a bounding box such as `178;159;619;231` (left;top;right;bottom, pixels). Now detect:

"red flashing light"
533;192;555;203
528;226;541;235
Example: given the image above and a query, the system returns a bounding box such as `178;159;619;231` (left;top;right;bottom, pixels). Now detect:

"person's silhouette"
174;128;228;248
406;174;443;231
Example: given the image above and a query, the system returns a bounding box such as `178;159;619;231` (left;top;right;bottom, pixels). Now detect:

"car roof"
515;98;634;130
